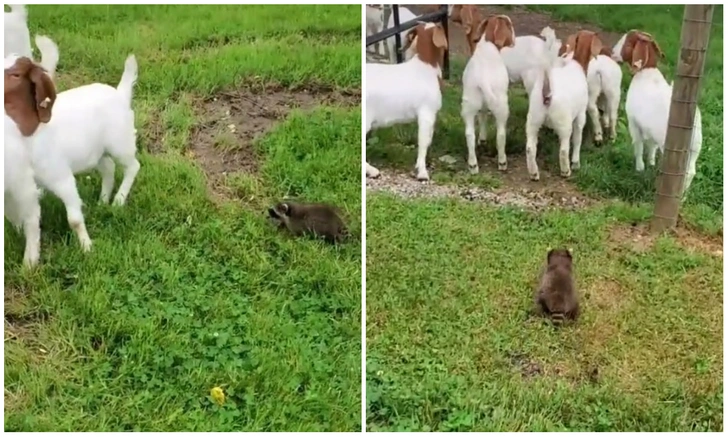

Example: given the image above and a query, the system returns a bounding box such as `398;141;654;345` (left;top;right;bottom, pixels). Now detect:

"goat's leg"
47;176;92;252
553;120;573;178
571;111;587;170
112;155;140;206
414;112;435;181
683;150;698;198
607;95;619;140
525;116;542;181
366;162;381;178
628;118;645;172
647;141;658;167
587;93;603;145
477;111;488;145
97;156;116;204
492;102;509;171
463;110;479;174
9;182;42;268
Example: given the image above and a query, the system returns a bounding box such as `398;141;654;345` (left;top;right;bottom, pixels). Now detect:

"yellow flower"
210;386;225;406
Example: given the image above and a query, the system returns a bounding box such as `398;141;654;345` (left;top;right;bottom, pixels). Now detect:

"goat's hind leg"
97;156;115;204
462;93;484;174
571;111;587;171
46;174;92;252
111;126;140;206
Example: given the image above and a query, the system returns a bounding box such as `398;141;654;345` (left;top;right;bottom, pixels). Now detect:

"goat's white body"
584;55;622;143
385;6;417;63
625;68;703;196
500;35;553;84
4;4;32;58
365;55;442;180
461;39;510;172
4;114;42;267
28;55;140;251
522;60;589;180
366;6;385;56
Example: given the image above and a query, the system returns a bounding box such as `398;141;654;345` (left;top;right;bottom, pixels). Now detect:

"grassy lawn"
4;5;361;432
366;5;723;432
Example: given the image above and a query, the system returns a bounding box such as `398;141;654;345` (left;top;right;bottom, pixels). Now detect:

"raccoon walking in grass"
268;201;349;244
533;248;580;326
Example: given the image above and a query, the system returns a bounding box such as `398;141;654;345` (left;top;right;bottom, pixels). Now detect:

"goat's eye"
10;73;20;79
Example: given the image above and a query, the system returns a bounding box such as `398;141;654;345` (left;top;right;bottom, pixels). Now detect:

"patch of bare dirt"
367;158;595;212
586;278;625;312
608;221;723;257
186;86;359;200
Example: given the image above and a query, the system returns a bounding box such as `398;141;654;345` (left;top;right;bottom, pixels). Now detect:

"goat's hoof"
80;240;93;253
367;170;381;179
571;161;581;171
416;174;430;182
530;172;540;181
498;161;508;171
468;164;479;175
22;257;39;269
635;163;645;172
560;170;571;178
112;196;127;206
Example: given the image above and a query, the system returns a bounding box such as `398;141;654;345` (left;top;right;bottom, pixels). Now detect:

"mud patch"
608;221;723;256
188;86;359;199
367;158;595;212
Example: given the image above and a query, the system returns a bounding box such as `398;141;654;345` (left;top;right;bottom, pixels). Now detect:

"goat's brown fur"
451;5;485;56
545;31;603;106
621;31;664;73
268;201;349;244
533;248;580;326
473;14;515;52
4;57;56;136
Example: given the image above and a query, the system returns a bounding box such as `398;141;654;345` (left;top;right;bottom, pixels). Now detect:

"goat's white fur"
365;22;443;180
461;33;512;173
520;52;590;180
499;27;560;84
625;67;703;197
583;54;622;143
5;114;42;267
20;47;140;252
366;5;386;56
385;5;417;64
4;4;32;58
4;43;58;267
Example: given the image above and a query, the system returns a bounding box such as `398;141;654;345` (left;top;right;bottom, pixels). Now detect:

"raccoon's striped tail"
551;312;565;326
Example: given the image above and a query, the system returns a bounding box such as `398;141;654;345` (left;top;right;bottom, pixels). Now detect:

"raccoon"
268;201;349;244
534;248;579;326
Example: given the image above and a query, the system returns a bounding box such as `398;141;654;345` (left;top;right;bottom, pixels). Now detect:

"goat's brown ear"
492;18;506;48
501;15;516;48
432;25;448;49
474;17;489;44
651;39;666;59
564;34;577;55
589;34;603;59
29;66;55;123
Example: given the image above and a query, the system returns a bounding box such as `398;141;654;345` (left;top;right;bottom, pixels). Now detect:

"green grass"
366;6;723;432
5;5;361;432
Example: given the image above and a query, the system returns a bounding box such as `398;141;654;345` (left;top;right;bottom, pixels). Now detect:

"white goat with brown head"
521;30;603;180
365;22;448;180
620;31;702;197
460;14;515;173
4;54;57;267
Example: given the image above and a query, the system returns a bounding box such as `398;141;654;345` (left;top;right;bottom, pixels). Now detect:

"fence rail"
365;5;450;79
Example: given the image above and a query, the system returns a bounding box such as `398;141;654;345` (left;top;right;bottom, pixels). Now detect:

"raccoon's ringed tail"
551;312;565;325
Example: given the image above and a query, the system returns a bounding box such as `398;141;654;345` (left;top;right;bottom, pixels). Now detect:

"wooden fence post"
651;4;714;233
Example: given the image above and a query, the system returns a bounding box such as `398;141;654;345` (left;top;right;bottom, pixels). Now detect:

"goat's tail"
35;35;59;79
541;69;552;106
117;54;138;108
7;4;28;19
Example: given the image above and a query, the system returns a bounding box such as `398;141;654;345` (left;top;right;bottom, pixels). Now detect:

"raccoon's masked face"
267;202;290;227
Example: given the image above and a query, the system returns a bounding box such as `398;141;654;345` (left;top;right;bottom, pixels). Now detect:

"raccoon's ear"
268;207;279;218
281;203;291;216
567;247;574;257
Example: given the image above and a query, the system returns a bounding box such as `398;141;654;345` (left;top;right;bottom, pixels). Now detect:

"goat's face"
4;55;56;136
560;30;603;74
474;14;515;52
403;22;448;69
622;31;664;73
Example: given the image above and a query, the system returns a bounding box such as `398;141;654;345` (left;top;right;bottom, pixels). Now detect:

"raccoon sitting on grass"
268;201;349;244
533;247;580;326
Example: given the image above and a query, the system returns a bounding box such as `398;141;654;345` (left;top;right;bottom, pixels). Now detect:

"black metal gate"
365;5;450;79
